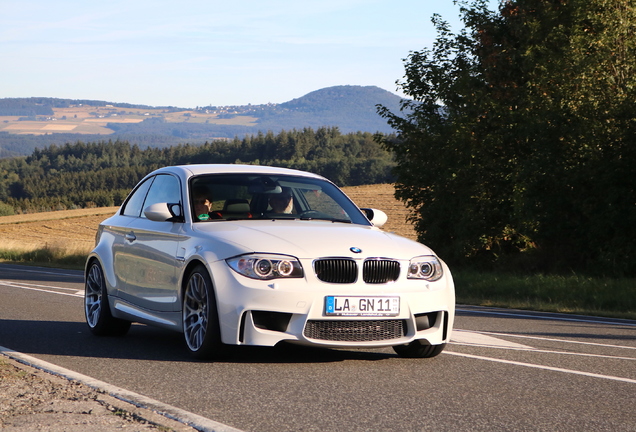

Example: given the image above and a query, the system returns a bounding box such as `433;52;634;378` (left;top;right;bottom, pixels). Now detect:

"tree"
378;0;636;275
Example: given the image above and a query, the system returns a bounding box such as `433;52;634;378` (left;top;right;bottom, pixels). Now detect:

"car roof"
152;164;327;180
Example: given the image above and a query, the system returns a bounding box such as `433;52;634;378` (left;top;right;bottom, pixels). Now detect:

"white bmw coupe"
85;164;455;359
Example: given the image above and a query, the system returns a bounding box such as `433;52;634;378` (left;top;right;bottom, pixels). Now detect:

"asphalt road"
1;263;634;431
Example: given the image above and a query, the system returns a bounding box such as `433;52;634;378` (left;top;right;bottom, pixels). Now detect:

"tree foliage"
0;128;395;214
378;0;636;275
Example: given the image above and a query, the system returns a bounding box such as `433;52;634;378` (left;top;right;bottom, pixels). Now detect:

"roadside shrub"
0;201;15;216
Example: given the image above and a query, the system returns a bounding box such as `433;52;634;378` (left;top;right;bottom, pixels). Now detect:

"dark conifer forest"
0;128;395;214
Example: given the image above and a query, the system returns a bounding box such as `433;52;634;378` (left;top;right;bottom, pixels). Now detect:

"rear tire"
393;341;446;358
84;261;131;336
182;265;225;359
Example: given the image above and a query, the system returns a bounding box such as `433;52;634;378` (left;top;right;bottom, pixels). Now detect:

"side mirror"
144;203;183;222
360;208;388;228
168;203;182;219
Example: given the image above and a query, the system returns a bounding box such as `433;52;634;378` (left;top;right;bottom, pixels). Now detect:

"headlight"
407;256;443;281
226;254;303;280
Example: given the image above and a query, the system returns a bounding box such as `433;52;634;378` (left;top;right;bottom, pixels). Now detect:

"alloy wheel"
183;271;209;352
85;263;103;328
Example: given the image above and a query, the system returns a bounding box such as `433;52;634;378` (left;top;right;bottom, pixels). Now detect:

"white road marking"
462;329;636;351
451;329;636;360
450;342;636;361
1;266;82;278
444;351;636;384
0;280;79;292
0;280;83;298
451;330;535;349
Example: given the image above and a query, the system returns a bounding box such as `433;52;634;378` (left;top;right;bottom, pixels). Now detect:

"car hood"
192;220;435;260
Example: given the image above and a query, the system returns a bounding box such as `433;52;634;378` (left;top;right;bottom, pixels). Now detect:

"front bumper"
207;258;455;349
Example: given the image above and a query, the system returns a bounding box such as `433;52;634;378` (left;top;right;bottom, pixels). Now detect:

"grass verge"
454;270;636;320
0;246;87;270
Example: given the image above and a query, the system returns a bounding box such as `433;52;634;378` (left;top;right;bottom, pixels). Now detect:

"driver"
268;187;294;214
192;187;214;221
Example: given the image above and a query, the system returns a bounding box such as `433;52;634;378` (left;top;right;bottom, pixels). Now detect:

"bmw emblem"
350;247;362;254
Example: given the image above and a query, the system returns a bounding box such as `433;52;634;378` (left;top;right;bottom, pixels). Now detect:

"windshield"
189;174;370;225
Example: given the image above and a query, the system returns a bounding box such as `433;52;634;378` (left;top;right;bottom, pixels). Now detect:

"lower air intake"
304;319;406;342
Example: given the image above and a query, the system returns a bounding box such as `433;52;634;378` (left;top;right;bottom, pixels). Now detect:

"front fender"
86;227;121;297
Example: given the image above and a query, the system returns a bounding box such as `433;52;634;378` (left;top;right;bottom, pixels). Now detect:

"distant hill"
0;86;403;158
0;97;160;117
257;85;403;133
281;85;402;113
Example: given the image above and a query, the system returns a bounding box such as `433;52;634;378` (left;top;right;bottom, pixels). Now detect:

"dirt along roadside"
0;355;197;431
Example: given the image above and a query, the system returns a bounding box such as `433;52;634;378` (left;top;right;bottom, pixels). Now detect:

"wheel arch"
85;252;117;296
180;258;215;303
180;258;227;358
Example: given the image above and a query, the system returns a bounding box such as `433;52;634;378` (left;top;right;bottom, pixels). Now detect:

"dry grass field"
0;207;120;255
0;184;416;257
342;184;416;240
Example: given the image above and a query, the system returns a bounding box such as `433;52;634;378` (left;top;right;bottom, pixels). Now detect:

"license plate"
325;296;400;317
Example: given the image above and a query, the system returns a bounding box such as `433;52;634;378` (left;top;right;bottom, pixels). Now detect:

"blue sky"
1;0;500;108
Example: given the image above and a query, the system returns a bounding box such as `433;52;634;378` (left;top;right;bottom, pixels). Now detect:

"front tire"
393;341;446;358
182;264;225;359
84;261;131;336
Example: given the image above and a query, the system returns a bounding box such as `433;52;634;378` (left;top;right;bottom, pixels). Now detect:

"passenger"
268;187;294;214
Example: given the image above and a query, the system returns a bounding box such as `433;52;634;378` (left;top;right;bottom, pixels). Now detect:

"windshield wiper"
297;216;352;223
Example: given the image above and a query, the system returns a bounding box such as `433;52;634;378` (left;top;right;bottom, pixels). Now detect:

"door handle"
125;232;136;242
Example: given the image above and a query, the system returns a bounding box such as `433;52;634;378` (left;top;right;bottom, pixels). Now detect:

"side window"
122;177;154;217
141;174;181;218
